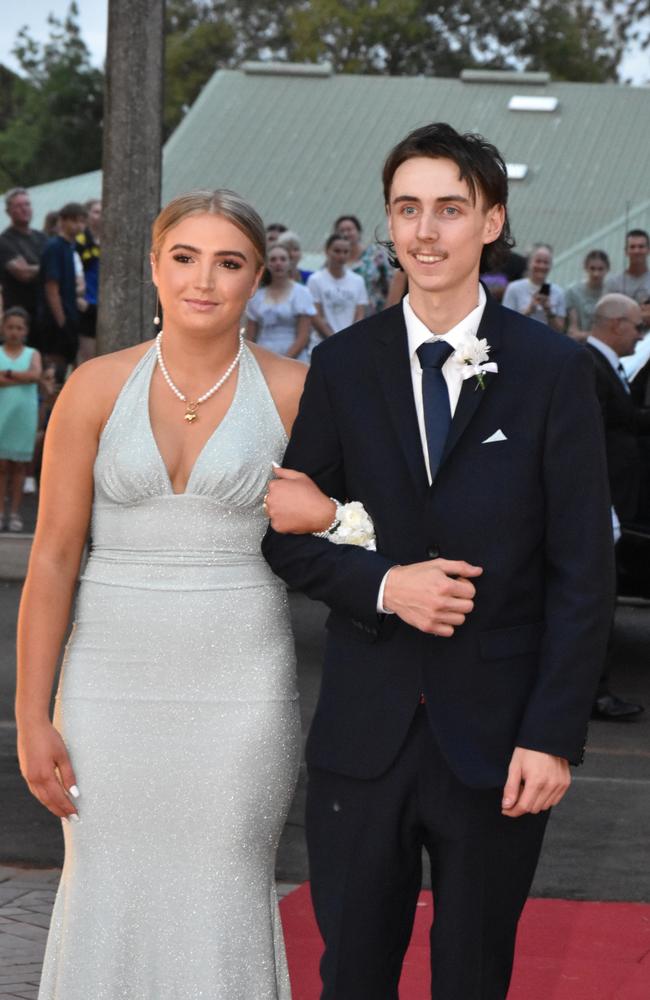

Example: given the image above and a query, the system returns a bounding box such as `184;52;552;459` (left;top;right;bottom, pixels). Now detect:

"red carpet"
280;884;650;999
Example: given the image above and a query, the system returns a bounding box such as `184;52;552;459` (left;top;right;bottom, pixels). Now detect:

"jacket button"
426;545;440;560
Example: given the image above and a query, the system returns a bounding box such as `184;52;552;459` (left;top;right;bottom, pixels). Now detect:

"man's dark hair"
381;122;514;272
334;214;362;234
626;229;649;246
266;222;287;234
59;202;87;221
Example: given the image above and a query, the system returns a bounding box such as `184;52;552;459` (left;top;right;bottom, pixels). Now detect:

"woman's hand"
17;721;79;820
265;466;336;534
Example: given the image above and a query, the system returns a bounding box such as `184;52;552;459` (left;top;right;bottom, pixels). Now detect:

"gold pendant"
184;401;198;423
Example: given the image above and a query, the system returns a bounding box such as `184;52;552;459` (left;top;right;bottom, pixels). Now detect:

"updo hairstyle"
151;189;266;267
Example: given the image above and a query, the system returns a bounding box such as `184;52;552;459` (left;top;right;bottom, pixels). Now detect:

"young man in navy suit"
263;123;614;999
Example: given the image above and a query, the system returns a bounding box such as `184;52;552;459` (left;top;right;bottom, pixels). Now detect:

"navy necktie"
617;363;631;395
417;340;454;481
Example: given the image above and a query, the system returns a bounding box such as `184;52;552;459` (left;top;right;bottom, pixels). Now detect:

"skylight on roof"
506;163;528;180
508;96;559;112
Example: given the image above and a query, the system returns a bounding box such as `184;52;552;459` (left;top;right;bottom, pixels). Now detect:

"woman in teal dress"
0;307;42;531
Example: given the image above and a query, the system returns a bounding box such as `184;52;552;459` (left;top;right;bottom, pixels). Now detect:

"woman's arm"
285;314;311;359
311;303;334;340
566;306;588;341
15;360;115;819
267;467;336;534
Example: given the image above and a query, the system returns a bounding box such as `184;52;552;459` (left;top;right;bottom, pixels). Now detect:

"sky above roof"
0;2;648;84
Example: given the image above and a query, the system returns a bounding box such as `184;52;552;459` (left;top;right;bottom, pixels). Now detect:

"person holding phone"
503;243;566;332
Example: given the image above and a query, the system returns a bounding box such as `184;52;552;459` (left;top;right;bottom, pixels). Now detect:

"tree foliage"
0;2;103;188
161;0;629;133
0;0;639;187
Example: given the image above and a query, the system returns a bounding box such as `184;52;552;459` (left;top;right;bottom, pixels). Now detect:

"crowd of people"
13;121;628;1000
0;189;101;530
2;182;650;631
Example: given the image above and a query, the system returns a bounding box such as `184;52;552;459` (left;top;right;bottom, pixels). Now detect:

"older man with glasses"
587;293;648;720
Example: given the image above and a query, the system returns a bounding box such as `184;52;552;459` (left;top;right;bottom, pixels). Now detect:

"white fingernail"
68;785;80;799
70;813;80;823
271;461;280;468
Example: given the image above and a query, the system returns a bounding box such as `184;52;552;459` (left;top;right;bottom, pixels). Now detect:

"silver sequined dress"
38;344;301;1000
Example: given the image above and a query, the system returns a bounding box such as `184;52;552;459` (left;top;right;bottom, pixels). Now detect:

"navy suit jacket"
262;293;615;788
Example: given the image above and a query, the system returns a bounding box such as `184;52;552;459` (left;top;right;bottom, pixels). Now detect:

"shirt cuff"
377;570;395;614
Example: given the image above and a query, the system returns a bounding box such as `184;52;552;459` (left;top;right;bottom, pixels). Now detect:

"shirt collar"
403;284;487;362
587;334;621;373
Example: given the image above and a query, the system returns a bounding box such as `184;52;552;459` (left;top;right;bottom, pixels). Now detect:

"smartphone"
539;282;551;296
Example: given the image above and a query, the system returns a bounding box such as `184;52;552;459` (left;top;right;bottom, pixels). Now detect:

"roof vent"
461;69;551;86
506;163;528;181
508;95;559;112
241;61;333;78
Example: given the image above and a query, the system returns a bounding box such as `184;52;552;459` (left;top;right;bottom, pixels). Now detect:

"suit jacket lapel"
586;343;631;404
372;305;429;495
439;289;502;471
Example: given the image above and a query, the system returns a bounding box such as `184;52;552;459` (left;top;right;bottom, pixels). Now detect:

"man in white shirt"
264;122;613;1000
586;293;647;721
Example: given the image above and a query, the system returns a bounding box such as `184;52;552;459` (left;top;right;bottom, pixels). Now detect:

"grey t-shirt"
605;270;650;304
565;281;603;331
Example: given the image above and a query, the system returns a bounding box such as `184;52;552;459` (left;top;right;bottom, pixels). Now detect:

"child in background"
0;308;42;531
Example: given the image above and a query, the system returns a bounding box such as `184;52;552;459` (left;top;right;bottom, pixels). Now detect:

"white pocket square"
482;429;507;443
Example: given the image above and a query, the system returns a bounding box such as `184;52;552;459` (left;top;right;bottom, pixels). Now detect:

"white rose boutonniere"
453;335;498;390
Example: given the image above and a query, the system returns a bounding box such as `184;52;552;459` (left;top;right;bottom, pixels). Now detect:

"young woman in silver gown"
16;191;311;1000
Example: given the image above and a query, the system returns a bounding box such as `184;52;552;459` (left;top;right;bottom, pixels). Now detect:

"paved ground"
1;577;649;995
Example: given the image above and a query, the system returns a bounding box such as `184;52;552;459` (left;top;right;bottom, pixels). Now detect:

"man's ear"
484;204;505;246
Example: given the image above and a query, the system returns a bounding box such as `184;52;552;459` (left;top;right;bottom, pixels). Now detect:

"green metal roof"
14;66;650;286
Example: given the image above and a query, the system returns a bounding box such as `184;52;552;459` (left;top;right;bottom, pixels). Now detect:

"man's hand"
383;560;482;636
501;747;571;818
266;466;337;534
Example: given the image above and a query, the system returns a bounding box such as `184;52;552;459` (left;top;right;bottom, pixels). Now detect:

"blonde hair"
151;189;266;265
276;230;301;252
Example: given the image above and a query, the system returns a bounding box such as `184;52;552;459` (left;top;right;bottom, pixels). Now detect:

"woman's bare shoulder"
55;341;154;423
247;343;307;433
248;342;307;393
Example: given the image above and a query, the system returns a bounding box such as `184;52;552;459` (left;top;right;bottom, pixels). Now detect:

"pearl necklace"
155;330;245;423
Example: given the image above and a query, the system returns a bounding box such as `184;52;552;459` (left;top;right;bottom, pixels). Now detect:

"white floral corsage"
313;500;376;551
453;335;498;390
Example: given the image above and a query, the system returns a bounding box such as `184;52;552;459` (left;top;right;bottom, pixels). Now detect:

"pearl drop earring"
153;293;161;327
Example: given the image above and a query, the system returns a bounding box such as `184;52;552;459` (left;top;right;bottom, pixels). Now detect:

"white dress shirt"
587;335;630;393
377;285;487;612
586;335;628;542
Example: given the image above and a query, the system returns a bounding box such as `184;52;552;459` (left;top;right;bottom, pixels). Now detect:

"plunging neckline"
146;344;245;497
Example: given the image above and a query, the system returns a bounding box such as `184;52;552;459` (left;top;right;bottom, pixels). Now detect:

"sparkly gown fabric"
38;344;301;1000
